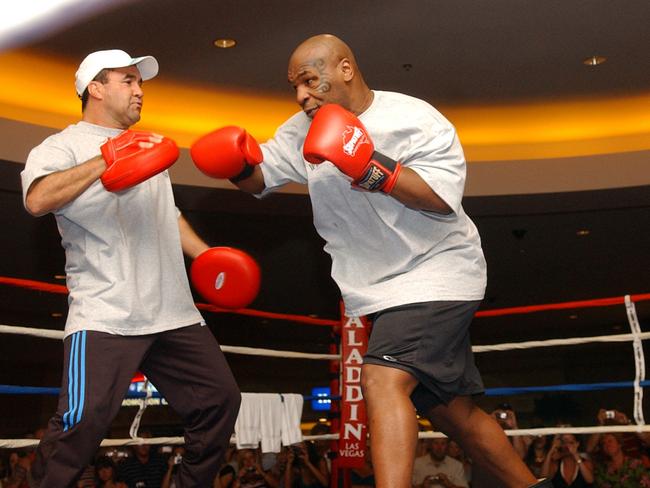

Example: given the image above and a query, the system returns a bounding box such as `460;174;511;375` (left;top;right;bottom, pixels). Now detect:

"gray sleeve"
21;136;76;205
402;123;467;215
257;114;310;197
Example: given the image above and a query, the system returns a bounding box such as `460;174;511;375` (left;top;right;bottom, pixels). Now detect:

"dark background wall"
1;160;649;437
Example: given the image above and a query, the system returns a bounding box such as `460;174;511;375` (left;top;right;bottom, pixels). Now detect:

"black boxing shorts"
363;300;484;414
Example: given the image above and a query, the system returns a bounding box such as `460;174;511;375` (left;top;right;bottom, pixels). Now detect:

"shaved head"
288;34;371;117
289;34;357;70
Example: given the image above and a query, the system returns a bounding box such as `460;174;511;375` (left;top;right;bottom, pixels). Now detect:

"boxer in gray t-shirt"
190;34;551;488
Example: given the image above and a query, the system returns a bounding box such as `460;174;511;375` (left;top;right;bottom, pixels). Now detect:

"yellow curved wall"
3;49;650;162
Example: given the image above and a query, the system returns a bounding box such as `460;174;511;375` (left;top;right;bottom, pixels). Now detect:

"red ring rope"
1;275;649;323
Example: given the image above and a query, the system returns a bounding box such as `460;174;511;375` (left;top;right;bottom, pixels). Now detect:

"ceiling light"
583;55;606;66
214;38;236;49
576;229;590;236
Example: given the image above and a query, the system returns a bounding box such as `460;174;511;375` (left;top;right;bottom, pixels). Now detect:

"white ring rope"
0;325;339;360
220;345;338;360
0;324;64;340
3;324;650;359
3;425;650;449
472;331;650;353
419;424;650;438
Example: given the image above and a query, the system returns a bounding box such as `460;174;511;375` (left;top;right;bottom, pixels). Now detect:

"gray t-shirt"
259;91;487;317
21;121;204;337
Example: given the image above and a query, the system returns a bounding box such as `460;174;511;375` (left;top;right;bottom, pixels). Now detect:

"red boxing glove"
303;104;402;193
191;247;261;309
100;130;179;192
190;126;263;182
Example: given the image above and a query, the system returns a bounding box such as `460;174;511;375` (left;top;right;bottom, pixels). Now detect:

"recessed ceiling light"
214;38;236;49
576;229;590;236
583;55;606;66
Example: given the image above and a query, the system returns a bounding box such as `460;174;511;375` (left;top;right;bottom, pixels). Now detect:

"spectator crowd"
2;407;650;487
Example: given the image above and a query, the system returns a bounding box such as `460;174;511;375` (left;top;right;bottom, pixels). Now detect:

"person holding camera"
525;435;552;479
162;446;186;488
585;408;650;466
213;464;238;488
284;443;328;488
541;433;593;487
492;403;533;460
237;448;280;488
412;438;468;488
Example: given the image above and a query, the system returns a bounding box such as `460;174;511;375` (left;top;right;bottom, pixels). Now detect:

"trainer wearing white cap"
21;49;241;487
74;49;159;98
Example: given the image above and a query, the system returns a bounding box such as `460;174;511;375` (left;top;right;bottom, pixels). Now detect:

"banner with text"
338;314;369;468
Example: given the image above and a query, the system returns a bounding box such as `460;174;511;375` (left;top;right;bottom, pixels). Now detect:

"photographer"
162;446;185;488
237;448;279;488
585;408;650;465
412;438;468;488
541;433;593;487
284;443;328;488
492;403;533;460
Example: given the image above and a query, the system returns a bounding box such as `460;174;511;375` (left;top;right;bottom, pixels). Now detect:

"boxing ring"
1;276;650;482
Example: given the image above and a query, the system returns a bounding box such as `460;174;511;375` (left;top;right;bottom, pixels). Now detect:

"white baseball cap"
74;49;159;97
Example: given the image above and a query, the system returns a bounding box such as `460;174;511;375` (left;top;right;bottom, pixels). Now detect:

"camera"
605;410;616;420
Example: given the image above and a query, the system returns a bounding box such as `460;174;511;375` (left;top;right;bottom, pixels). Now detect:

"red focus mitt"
191;247;261;309
100;130;180;192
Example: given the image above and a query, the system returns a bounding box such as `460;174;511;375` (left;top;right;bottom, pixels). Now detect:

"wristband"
229;163;255;183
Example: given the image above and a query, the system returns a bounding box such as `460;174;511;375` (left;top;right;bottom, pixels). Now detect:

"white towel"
234;393;262;449
281;393;304;446
235;393;304;452
259;393;284;453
